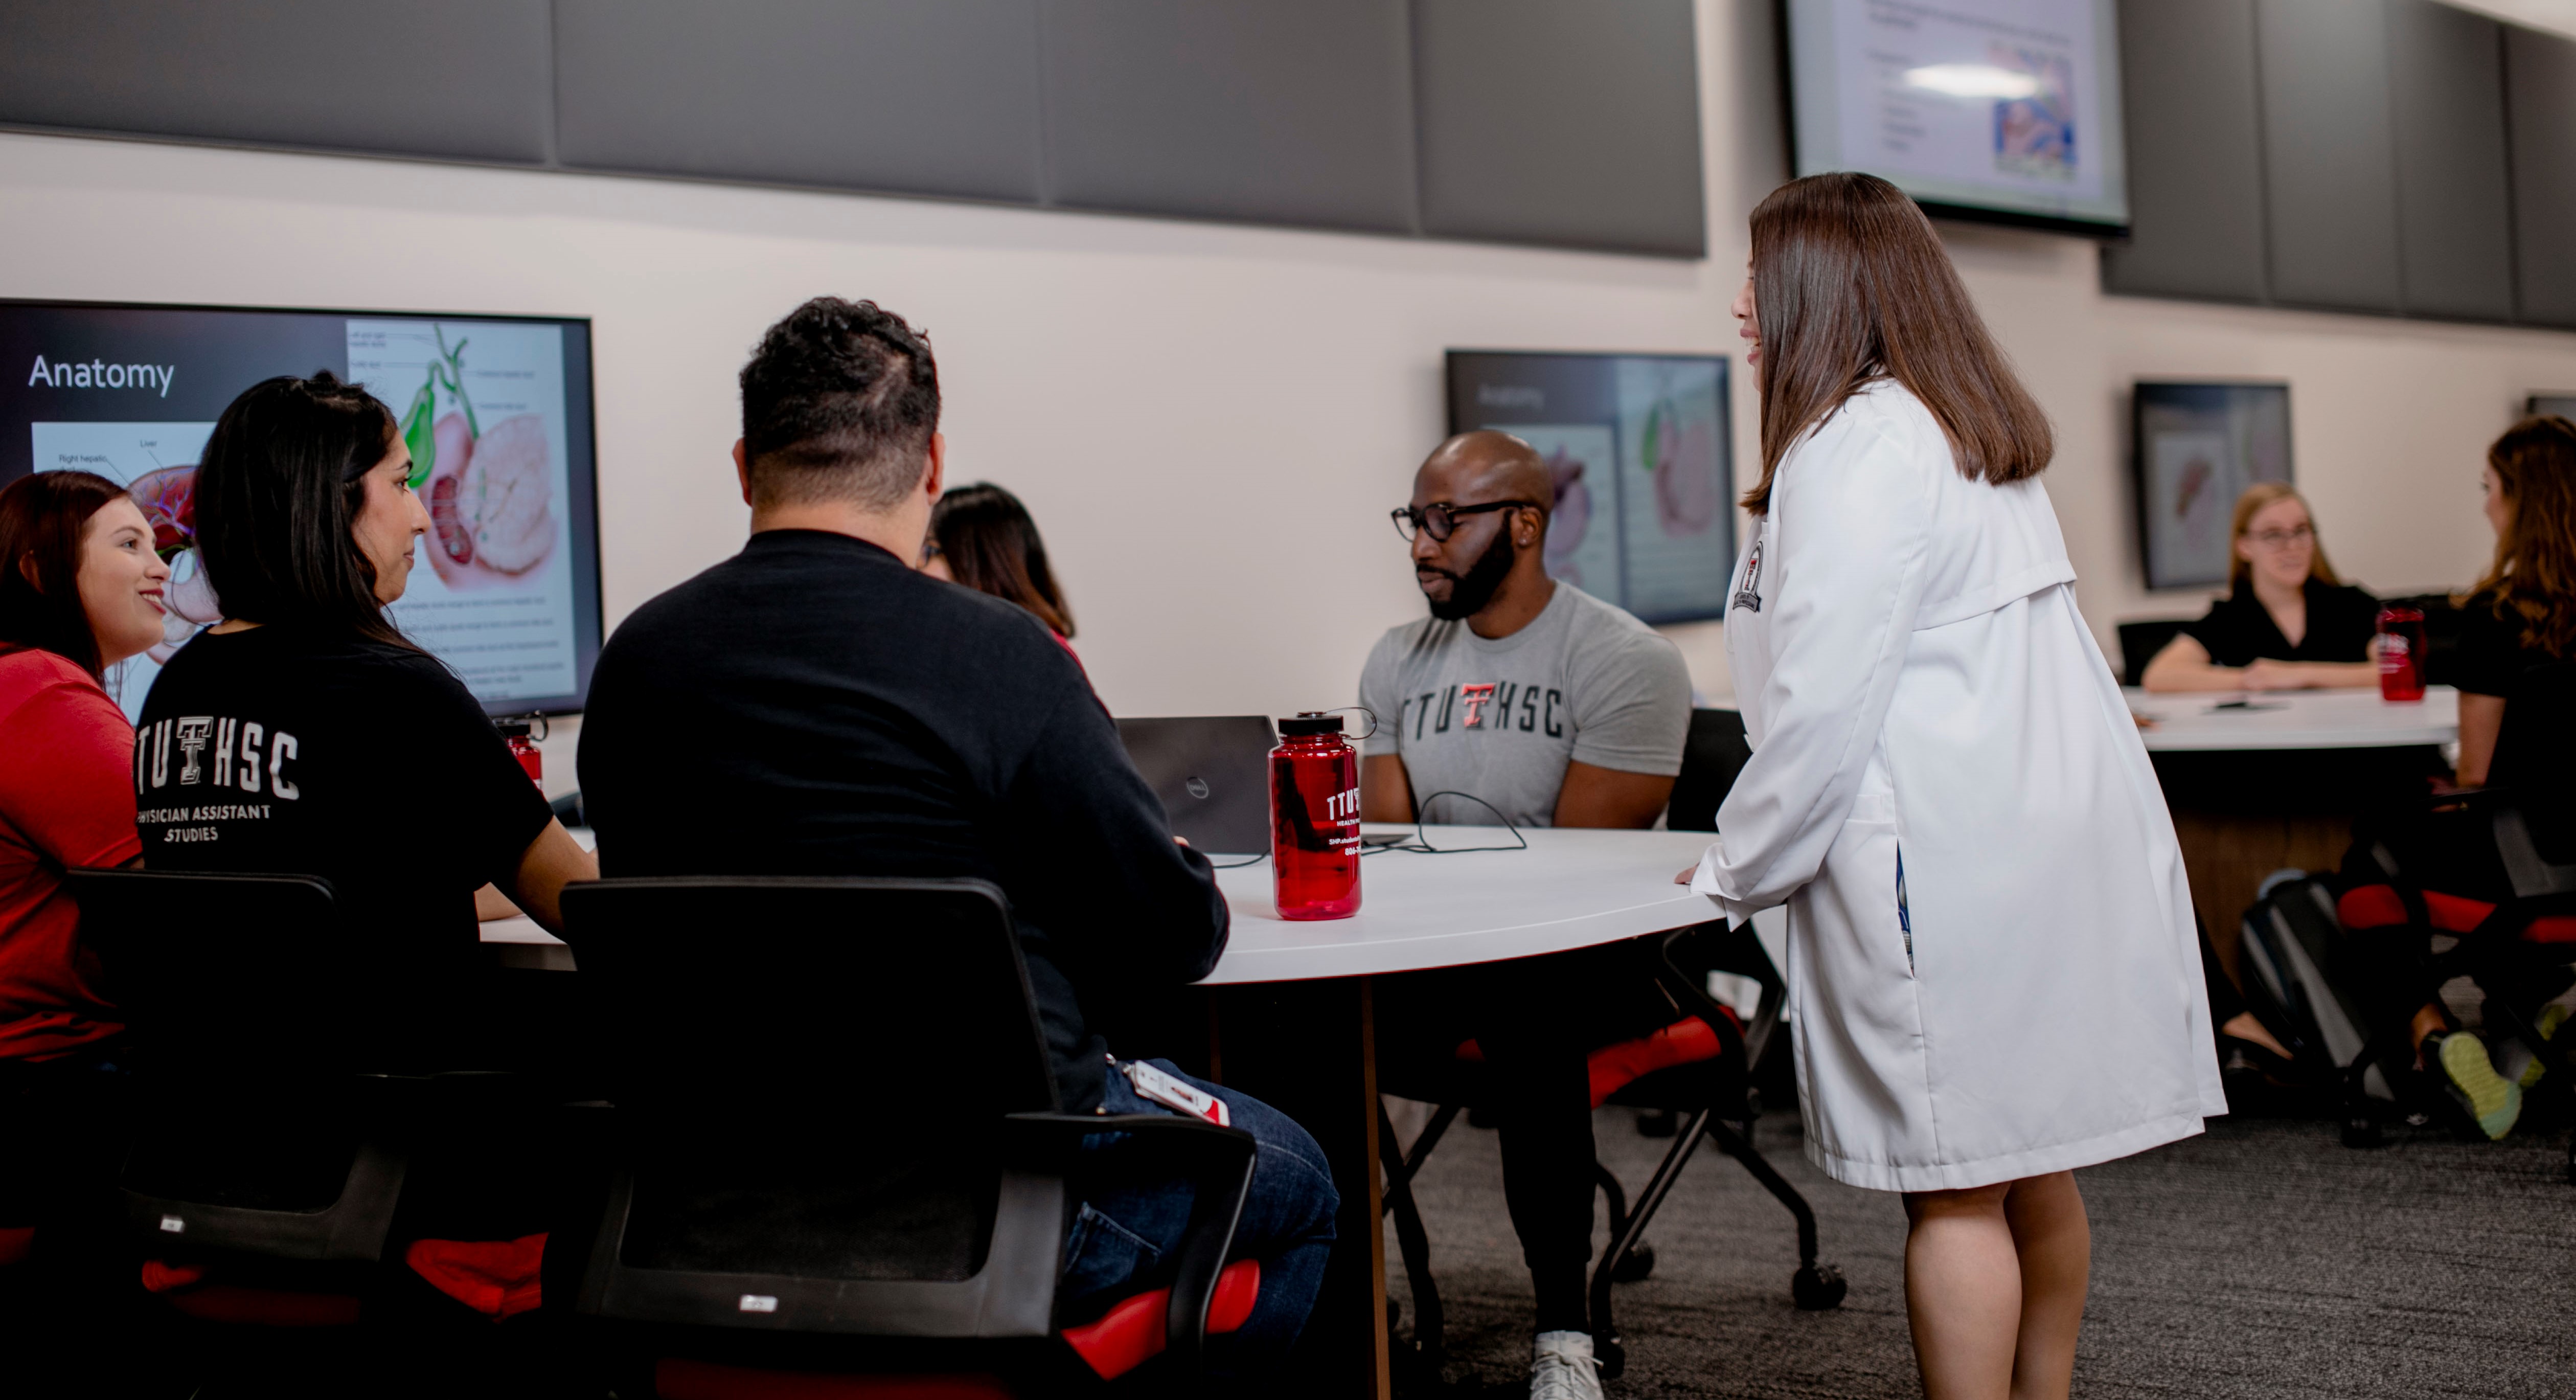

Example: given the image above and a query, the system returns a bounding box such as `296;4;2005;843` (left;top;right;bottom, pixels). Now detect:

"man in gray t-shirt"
1361;436;1689;831
1364;431;1692;1389
1359;583;1689;828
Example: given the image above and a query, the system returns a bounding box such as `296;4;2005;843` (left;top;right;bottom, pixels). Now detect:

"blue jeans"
1063;1059;1338;1369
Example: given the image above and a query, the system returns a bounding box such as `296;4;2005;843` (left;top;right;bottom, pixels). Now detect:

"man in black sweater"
579;298;1334;1366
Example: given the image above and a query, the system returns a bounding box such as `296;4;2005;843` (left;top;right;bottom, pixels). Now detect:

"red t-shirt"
0;647;139;1060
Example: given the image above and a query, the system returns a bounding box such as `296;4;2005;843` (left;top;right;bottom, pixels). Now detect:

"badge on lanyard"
1731;534;1765;614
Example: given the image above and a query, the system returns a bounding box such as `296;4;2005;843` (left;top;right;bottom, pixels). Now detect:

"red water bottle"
2377;605;2426;702
1270;712;1361;920
496;718;544;787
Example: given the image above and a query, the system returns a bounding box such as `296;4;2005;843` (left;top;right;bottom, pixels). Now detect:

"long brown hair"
2467;415;2576;659
930;483;1075;639
0;470;133;680
1741;173;2053;514
2226;482;2342;589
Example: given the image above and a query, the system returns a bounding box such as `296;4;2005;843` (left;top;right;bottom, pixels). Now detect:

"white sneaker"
1529;1329;1604;1400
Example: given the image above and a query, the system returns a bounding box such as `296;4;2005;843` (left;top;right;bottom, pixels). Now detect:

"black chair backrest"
562;876;1055;1128
65;868;408;1261
1668;709;1751;832
67;868;344;1071
2116;619;2191;688
558;877;1069;1337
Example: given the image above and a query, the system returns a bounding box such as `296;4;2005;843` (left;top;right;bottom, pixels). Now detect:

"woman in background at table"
2448;415;2576;786
2141;483;2381;692
2328;417;2576;1141
0;470;169;1381
921;482;1082;664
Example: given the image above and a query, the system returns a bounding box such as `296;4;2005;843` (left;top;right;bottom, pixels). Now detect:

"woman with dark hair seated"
922;482;1081;659
0;470;170;1356
132;373;596;1327
138;373;595;1064
2338;416;2576;1139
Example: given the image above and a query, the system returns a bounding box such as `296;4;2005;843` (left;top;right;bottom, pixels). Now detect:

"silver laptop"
1115;715;1276;857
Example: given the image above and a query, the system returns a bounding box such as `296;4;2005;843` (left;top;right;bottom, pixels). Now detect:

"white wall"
6;0;2575;740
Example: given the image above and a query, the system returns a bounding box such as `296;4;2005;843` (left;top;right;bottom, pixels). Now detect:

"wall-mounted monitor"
0;300;602;719
1787;0;2128;237
1444;351;1734;625
2529;394;2576;420
2131;382;2290;591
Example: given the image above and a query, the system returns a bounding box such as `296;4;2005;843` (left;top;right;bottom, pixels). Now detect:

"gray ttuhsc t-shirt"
1357;583;1692;828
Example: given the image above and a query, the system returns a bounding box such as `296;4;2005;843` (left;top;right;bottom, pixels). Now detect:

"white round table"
2123;685;2458;751
1197;825;1722;984
482;824;1723;1398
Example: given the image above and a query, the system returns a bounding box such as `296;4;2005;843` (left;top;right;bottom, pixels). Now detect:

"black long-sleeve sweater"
578;530;1227;1110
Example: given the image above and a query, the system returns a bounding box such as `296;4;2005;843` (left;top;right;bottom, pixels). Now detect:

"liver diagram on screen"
398;327;556;586
1642;399;1718;536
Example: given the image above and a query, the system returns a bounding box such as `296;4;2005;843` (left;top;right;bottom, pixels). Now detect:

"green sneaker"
2436;1032;2522;1140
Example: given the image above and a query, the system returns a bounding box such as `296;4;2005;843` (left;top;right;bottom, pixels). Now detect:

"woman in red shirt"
0;468;171;1271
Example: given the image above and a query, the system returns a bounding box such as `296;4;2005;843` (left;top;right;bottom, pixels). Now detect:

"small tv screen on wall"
2131;381;2291;591
1444;351;1735;625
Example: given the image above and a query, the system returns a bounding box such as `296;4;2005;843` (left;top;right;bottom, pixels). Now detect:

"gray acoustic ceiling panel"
1410;0;1704;257
0;0;551;163
2256;0;2402;313
554;0;1042;202
2506;26;2576;328
2388;0;2514;322
2101;0;2268;302
1036;0;1416;234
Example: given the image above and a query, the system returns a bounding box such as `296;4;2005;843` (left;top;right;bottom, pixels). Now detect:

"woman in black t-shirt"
135;374;596;1069
2446;416;2576;785
2142;483;2382;692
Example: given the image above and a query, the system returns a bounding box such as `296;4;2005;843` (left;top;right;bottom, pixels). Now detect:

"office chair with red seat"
1376;919;1842;1382
553;876;1263;1397
2329;661;2576;1164
66;866;571;1395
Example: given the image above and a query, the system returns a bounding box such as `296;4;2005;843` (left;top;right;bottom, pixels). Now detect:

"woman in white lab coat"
1684;173;2225;1400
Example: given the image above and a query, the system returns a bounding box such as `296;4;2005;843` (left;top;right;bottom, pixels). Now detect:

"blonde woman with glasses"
2141;483;2382;692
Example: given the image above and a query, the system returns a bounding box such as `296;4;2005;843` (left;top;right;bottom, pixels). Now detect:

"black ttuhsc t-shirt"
135;624;553;1067
578;530;1228;1113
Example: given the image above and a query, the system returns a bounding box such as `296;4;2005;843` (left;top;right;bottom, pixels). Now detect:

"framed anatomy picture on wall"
2130;381;2291;590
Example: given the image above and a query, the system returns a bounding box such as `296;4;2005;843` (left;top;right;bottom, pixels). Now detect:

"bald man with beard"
1362;431;1692;1400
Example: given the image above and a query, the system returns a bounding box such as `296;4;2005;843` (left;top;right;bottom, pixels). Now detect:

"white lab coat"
1692;380;2225;1193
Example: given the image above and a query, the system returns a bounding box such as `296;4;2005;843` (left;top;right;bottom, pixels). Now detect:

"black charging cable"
1363;790;1528;856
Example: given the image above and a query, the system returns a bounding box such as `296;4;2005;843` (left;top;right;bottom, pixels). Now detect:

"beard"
1424;527;1516;621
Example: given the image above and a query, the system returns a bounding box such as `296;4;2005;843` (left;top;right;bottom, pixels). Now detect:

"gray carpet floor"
1386;1109;2576;1398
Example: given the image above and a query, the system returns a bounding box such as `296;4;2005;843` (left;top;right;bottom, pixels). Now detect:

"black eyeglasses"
1391;500;1540;543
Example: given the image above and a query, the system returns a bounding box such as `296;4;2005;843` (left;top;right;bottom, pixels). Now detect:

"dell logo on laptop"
1186;777;1211;800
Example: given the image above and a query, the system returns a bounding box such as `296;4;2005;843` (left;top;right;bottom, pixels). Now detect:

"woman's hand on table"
1675;863;1698;886
2239;658;2306;691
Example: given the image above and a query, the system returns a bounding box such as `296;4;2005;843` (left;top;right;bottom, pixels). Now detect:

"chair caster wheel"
1593;1336;1626;1380
2341;1117;2383;1149
1636;1108;1678;1138
1792;1262;1847;1310
1610;1241;1656;1282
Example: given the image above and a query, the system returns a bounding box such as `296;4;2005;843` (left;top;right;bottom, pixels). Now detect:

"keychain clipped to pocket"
1121;1059;1229;1127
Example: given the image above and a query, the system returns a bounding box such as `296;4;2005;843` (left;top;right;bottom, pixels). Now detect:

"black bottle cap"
1276;711;1346;736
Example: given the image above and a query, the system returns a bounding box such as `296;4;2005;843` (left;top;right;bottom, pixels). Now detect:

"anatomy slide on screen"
31;420;218;721
1611;359;1731;623
1495;424;1621;599
347;319;577;704
1833;0;2100;201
